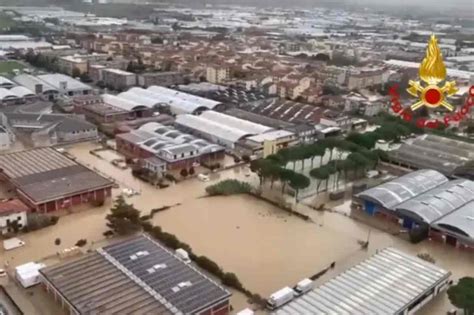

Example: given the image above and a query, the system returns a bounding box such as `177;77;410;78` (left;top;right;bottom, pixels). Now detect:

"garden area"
0;60;25;73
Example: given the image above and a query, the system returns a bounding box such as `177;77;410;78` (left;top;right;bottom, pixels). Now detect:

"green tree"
320;138;340;161
106;196;142;236
447;277;474;315
72;67;81;78
348;152;371;178
278;168;294;193
80;72;92;83
466;124;474;135
310;167;330;194
346;132;378;150
289;173;310;201
309;144;326;168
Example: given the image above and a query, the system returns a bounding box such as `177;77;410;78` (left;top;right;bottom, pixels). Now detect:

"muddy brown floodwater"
0;142;472;314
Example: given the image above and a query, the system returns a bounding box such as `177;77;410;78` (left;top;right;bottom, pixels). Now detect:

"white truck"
3;238;25;251
266;287;295;310
294;278;313;295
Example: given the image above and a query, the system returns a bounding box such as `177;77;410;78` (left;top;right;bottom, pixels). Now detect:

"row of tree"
248;117;422;200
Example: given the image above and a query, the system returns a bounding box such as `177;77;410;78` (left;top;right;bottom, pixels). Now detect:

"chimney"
59;81;67;91
35;84;43;94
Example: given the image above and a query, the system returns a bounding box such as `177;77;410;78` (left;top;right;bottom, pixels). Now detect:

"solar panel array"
274;248;450;315
101;235;230;314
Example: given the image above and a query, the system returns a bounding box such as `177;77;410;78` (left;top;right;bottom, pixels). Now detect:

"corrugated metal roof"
274;248;450;315
357;169;448;209
200;110;272;135
176;114;251;144
433;201;474;239
102;93;147;111
13;74;57;93
396;179;474;224
37;73;92;92
148;85;220;109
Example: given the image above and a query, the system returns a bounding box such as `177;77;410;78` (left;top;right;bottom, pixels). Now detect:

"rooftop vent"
147;263;167;274
171;281;192;293
130;250;150;260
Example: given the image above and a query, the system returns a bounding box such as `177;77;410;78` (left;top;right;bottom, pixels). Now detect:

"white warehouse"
114;86;222;115
175;110;273;148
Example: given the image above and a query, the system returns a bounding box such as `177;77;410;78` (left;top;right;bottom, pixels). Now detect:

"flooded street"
0;141;472;314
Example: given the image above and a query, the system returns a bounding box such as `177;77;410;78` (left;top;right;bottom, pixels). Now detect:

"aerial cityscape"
0;0;472;314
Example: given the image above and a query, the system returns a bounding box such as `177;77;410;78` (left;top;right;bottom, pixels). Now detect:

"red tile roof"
0;199;30;215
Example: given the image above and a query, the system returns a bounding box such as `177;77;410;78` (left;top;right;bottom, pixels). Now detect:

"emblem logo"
388;34;473;129
407;34;458;111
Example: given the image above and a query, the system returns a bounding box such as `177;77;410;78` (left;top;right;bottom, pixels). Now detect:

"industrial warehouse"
0;147;113;212
273;248;451;315
387;134;474;179
116;122;225;171
116;86;223;115
355;169;474;248
39;235;232;315
175;110;274;149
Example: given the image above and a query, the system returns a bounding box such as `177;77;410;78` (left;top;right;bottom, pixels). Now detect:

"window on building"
6;219;9;224
174;155;177;159
181;153;184;158
17;216;21;220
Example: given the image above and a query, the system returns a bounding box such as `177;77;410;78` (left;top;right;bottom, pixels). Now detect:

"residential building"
88;64;106;82
58;56;88;76
275;248;451;315
40;234;232;315
206;66;230;84
102;68;137;91
0;199;29;235
236;130;298;158
345;68;386;90
0;148;113;212
138;71;186;87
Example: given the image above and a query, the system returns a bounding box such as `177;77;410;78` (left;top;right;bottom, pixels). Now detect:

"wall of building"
58;128;98;143
32;187;112;213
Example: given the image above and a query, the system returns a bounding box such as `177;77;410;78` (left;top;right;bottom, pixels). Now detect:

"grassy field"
0;12;17;30
0;61;26;74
